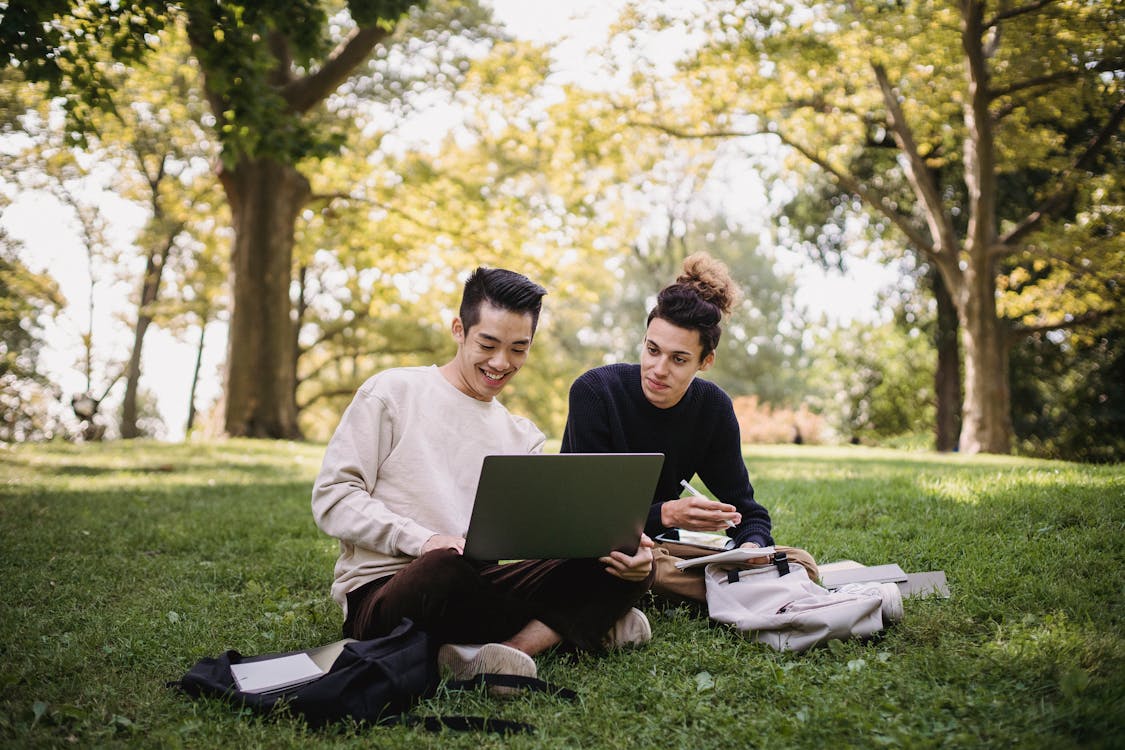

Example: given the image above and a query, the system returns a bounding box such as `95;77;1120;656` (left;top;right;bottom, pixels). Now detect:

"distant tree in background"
1;0;512;439
99;32;218;439
1010;328;1125;463
586;209;807;407
1;40;220;441
806;315;936;446
0;228;67;441
0;129;129;438
617;0;1124;454
778;166;964;452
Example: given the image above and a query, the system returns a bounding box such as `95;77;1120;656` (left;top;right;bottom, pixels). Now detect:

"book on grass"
229;652;326;695
673;546;777;570
819;563;908;589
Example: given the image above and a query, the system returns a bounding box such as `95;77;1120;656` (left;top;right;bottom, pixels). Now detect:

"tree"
0;71;132;439
617;0;1124;454
779;169;963;451
98;32;218;439
11;152;129;438
178;224;229;436
288;37;672;438
0;226;67;442
588;198;808;407
2;0;512;438
807;315;937;446
2;36;229;441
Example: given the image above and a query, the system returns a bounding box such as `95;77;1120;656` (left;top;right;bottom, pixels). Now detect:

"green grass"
1;440;1122;749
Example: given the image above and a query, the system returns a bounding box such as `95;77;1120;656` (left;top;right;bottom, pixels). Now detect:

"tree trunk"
186;317;207;435
120;315;152;439
957;259;1013;454
956;0;1011;454
220;157;310;439
932;268;961;452
292;263;309;425
121;243;170;439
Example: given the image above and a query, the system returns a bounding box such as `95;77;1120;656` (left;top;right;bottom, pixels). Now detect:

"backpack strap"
402;715;537;734
448;673;579;701
392;674;576;734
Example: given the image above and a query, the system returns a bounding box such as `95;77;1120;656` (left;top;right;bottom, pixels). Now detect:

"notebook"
819;563;909;588
228;638;357;695
462;453;665;560
230;653;324;694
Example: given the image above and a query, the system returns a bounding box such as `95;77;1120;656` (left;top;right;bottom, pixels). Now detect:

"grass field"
1;440;1122;748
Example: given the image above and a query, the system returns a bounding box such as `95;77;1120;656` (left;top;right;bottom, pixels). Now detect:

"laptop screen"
463;453;664;560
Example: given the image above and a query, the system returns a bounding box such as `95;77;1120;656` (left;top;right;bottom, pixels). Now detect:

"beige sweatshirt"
311;365;545;612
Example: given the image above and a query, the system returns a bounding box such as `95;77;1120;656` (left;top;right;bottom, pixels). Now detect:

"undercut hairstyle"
647;252;742;360
459;267;548;336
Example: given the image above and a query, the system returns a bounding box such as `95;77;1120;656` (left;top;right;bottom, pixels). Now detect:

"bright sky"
2;1;896;441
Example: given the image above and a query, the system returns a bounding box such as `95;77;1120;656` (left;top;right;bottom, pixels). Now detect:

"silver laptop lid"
463;453;664;560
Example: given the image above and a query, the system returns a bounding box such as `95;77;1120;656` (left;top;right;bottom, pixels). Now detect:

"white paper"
674;546;778;570
230;652;325;694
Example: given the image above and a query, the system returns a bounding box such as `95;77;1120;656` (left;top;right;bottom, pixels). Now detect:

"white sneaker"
604;608;652;649
437;642;537;681
838;582;904;625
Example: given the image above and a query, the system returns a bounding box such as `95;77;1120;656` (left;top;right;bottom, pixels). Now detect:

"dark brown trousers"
343;548;653;652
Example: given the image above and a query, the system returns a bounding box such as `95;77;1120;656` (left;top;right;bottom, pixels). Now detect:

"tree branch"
999;98;1125;248
297;309;371;357
985;0;1057;28
1007;308;1109;340
989;68;1082;101
283;25;394;113
307;191;362;206
627;117;939;259
775;130;939;257
297;385;364;411
872;62;959;256
296;344;443;410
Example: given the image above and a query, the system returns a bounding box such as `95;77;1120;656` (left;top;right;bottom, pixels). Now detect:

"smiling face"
640;317;714;409
441;301;535;401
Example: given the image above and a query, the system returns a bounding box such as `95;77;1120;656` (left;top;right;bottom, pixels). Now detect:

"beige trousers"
653;541;820;605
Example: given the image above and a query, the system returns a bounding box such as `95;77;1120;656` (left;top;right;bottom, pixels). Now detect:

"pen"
680;479;736;527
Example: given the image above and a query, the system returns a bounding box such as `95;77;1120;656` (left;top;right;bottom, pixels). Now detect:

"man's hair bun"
676;252;741;316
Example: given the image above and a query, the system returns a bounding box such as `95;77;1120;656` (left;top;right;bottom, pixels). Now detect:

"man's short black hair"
459;267;548;336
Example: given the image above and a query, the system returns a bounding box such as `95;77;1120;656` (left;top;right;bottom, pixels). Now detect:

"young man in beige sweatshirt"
312;267;653;682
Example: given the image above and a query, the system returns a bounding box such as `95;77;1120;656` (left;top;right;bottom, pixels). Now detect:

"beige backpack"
704;560;887;652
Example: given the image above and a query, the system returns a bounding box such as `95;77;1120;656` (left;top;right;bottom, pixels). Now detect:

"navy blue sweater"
561;363;773;547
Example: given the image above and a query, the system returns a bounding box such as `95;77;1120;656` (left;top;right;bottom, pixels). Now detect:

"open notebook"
229;639;356;694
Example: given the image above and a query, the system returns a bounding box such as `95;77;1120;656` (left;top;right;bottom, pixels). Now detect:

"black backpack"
170;618;572;733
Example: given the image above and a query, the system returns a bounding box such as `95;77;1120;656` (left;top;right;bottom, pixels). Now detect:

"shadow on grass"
50;463;179;476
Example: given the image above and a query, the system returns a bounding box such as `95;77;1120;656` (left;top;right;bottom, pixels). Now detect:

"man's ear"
699;351;716;372
451;317;465;343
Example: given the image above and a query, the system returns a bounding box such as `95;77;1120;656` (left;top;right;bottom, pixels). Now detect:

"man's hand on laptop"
422;534;465;555
600;534;655;581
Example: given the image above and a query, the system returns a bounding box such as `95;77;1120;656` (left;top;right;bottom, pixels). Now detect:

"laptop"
462;453;665;560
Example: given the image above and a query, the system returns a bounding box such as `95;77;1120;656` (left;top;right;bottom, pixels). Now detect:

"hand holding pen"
659;479;740;531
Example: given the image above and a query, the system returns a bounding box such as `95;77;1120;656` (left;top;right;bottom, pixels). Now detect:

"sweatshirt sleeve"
310;384;436;558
